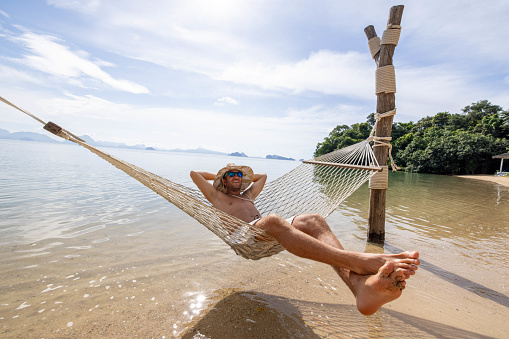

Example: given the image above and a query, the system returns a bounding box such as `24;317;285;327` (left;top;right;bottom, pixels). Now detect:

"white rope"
367;25;401;59
369;165;388;189
368;109;399;172
364;24;403;178
381;27;401;46
375;65;396;94
368;36;381;59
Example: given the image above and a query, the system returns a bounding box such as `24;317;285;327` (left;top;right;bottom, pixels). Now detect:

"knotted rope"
366;23;402;185
368;109;400;174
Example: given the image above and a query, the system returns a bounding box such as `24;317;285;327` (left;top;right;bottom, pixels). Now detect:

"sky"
0;1;508;160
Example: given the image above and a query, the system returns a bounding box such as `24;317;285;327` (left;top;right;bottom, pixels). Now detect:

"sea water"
0;139;507;337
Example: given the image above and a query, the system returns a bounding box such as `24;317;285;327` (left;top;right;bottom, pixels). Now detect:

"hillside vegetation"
314;100;509;175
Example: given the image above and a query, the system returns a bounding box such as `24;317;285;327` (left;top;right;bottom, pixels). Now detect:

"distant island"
169;147;227;155
229;152;248;157
266;154;295;161
0;128;60;144
1;128;298;160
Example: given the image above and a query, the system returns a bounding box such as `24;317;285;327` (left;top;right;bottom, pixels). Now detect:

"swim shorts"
230;215;295;251
229;216;296;259
248;215;295;226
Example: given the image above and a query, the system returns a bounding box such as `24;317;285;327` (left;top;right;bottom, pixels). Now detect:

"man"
190;163;420;315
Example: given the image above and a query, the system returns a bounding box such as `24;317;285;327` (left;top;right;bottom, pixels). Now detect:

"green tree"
315;101;509;174
462;100;503;127
446;113;469;131
397;129;508;174
314;116;373;157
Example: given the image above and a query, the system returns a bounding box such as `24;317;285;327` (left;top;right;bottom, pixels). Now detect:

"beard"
225;180;242;193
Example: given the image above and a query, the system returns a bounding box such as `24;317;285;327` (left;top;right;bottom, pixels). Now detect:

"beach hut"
493;153;509;175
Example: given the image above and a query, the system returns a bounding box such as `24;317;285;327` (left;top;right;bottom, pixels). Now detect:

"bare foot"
348;251;420;275
353;261;411;315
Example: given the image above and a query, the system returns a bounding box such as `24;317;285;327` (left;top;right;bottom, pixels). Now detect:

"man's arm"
190;170;219;204
245;173;267;200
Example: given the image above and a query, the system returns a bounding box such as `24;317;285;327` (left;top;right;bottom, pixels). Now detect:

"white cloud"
215;97;239;105
217;50;374;99
0;64;45;86
39;0;509;107
404;2;509;68
46;0;100;14
0;10;9;18
10;32;149;94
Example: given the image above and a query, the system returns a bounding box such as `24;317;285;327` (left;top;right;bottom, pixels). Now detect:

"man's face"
223;171;243;193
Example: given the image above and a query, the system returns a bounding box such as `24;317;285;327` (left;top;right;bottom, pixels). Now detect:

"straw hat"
213;163;254;193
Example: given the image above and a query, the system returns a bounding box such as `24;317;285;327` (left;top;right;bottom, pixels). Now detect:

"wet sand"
456;174;509;187
178;245;508;339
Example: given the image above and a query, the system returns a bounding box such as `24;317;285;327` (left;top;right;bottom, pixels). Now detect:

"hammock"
1;96;381;260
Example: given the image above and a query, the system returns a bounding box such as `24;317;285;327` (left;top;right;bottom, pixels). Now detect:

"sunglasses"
225;171;243;178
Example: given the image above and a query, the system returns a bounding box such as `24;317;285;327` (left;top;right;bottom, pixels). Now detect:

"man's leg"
254;213;419;315
293;214;417;315
255;214;419;276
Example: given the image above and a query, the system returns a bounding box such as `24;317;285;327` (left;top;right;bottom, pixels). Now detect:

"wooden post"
364;5;404;243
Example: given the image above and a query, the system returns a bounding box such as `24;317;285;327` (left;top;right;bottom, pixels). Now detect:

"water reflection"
335;171;508;267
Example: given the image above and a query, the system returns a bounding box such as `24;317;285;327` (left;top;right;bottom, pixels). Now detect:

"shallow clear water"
0;140;299;244
0;139;507;337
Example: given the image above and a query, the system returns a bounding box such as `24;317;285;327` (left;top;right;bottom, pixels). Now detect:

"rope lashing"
367;24;402;172
369;165;389;189
367;25;401;59
368;36;381;59
375;65;396;94
368;108;400;172
369;136;400;172
381;26;401;45
369;109;397;136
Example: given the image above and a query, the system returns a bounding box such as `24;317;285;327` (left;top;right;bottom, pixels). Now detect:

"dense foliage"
314;100;509;175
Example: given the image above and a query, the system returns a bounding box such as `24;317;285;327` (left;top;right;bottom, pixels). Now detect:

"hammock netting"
1;96;381;260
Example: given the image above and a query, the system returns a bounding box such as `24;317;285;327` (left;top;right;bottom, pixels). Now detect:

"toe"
379;261;395;278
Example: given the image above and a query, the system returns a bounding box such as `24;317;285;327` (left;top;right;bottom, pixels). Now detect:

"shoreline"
455;174;509;187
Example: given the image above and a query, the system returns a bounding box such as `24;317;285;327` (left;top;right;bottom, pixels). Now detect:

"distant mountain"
266;154;295;161
74;135;146;150
168;147;228;155
0;129;239;156
0;128;60;143
229;152;248;157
